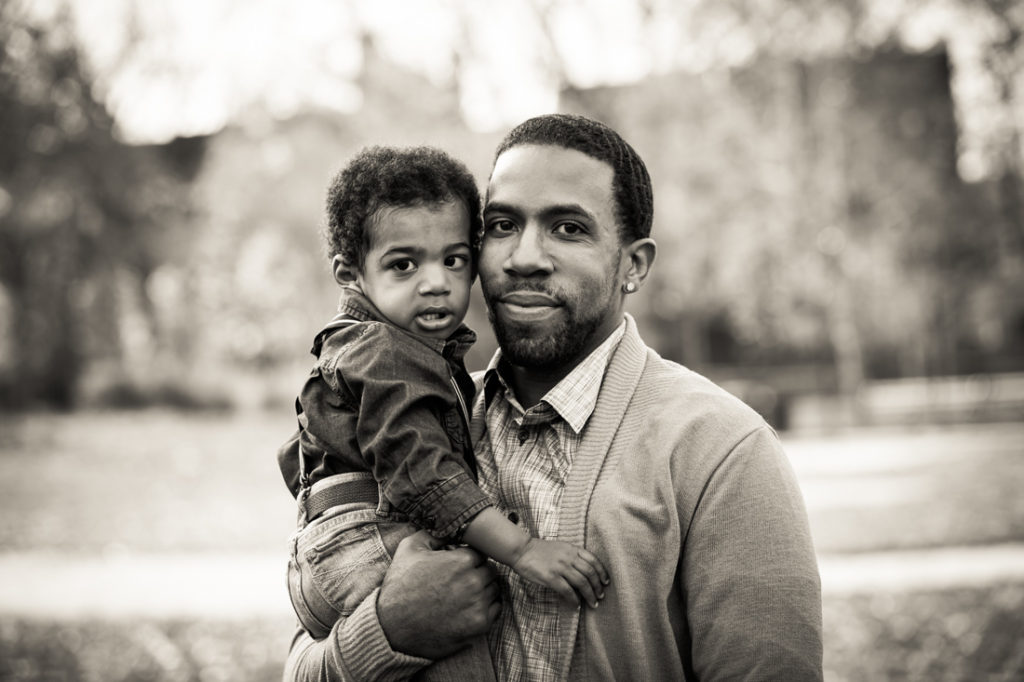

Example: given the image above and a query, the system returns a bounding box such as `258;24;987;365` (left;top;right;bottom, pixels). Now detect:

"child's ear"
332;255;359;286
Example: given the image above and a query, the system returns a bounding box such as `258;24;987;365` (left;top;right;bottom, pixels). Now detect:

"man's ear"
622;238;657;292
332;255;359;287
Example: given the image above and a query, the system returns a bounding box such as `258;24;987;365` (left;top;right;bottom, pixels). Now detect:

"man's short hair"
493;113;653;242
324;146;483;269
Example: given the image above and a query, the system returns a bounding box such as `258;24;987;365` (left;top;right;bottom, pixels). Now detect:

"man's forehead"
486;144;614;206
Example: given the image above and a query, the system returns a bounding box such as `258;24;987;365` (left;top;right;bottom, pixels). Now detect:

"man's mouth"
495;290;562;322
499;291;560;307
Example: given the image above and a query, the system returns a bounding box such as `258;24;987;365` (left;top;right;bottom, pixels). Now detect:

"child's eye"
389;259;416;273
445;254;470;269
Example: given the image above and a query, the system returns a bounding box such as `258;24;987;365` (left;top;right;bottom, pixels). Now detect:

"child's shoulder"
318;318;440;370
317;318;394;358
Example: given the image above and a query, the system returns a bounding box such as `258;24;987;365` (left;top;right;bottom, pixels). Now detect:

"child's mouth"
416;309;452;330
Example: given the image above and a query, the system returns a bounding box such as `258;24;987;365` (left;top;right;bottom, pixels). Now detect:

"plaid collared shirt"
475;322;626;682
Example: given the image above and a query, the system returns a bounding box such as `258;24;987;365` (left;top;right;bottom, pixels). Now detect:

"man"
284;114;823;681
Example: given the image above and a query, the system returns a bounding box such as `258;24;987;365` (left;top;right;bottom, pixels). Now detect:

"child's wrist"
508;535;532;567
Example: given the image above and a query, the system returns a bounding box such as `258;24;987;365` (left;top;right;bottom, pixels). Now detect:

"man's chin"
494;320;597;371
491;316;556;363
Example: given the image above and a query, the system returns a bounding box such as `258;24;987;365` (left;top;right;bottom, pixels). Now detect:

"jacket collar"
311;287;476;359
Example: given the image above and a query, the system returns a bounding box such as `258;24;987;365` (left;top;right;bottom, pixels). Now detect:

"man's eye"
554;221;584;236
390;259;416;272
486;219;516;235
445;254;470;269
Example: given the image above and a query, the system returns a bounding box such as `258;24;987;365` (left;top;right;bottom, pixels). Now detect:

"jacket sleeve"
327;322;491;538
277;426;302;498
283;588;430;681
681;426;824;681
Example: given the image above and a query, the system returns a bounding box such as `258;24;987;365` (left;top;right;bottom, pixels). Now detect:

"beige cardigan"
474;314;823;681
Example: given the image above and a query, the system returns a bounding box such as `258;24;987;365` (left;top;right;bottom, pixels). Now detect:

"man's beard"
484;283;615;371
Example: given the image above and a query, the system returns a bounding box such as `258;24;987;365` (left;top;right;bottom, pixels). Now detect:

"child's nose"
418;266;451;295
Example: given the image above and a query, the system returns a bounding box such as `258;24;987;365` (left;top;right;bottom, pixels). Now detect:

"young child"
278;146;608;671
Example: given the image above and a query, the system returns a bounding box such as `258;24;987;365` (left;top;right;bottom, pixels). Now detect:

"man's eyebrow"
482;200;519;216
539;203;594;220
484;201;595;220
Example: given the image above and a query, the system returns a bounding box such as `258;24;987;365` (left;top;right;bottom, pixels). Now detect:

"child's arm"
461;507;610;608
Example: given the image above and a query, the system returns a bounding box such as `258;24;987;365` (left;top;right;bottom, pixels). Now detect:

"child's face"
356;200;474;340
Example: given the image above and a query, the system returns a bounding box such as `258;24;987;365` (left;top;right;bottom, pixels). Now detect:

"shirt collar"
483;320;626;434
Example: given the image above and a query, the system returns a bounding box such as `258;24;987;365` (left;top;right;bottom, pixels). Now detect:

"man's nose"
418;265;451;295
504;224;553;276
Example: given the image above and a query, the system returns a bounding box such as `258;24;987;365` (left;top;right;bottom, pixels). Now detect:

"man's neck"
502;363;573;409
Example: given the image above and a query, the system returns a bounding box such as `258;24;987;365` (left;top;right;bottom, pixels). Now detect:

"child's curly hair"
324;146;483;270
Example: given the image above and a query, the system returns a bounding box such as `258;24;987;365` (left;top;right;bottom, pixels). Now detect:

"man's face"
356;200;473;340
480;144;627;371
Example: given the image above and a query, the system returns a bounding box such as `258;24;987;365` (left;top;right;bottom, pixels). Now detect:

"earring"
622;282;636;293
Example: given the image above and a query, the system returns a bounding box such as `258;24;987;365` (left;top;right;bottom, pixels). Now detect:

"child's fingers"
576;548;610;585
562;565;600;608
573;549;609;599
549;576;579;605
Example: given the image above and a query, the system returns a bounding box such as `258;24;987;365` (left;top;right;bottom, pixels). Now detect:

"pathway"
2;543;1024;619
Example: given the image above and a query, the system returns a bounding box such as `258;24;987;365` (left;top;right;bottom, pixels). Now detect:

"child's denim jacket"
278;289;489;540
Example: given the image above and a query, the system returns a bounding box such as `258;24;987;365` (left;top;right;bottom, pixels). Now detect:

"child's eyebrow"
379;245;422;259
379;241;472;258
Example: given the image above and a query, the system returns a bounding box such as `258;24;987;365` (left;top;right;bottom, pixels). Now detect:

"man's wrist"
337;587;430;680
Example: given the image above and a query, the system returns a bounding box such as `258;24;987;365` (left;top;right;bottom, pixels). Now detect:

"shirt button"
517;427;528;445
508;511;519;524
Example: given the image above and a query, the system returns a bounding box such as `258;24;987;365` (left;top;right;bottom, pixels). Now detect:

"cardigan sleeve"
282;587;431;681
681;425;824;681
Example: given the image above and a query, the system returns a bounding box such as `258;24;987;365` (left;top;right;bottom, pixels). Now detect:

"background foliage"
1;0;1022;421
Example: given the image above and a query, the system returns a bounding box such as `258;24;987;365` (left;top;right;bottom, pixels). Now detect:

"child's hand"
510;538;609;607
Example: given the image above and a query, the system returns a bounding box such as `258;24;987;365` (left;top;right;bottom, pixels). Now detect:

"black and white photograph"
1;0;1022;680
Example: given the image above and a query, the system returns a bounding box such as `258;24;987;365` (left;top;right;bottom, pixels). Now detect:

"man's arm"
284;531;500;682
682;426;823;681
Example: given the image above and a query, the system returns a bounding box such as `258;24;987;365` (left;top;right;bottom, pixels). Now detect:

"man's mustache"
485;282;567;305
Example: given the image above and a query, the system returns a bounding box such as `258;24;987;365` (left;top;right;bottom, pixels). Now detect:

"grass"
0;410;1022;680
0;617;291;682
1;584;1022;681
821;583;1024;681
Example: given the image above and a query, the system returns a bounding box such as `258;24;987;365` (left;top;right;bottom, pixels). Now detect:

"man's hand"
378;530;500;659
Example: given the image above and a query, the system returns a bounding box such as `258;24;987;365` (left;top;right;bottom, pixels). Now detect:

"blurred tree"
0;3;198;408
672;0;1024;375
4;0;1021;412
178;36;502;408
550;0;1023;394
